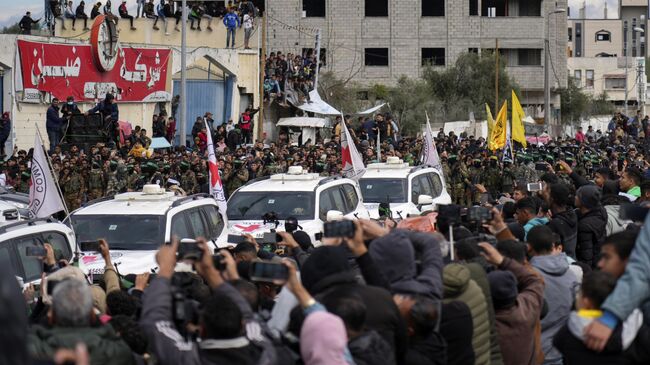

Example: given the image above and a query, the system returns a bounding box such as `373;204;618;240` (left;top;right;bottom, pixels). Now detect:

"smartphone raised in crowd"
323;220;356;238
249;261;289;284
535;162;548;171
527;182;544;192
227;234;248;244
80;241;101;252
177;239;203;261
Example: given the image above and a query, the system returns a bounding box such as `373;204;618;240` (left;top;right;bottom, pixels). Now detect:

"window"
422;0;444;16
411;174;435;204
586;70;594;87
0;246;17;278
469;0;478;15
518;0;541;16
357;91;369;100
303;0;325;17
429;173;443;197
568;28;573;42
366;0;388;17
71;215;164;250
468;48;479;53
482;0;506;17
41;231;72;261
187;209;209;239
365;48;389;66
596;30;611;42
574;70;582;87
15;236;44;282
422;48;445;66
360;178;407;203
605;77;625;89
202;205;225;240
341;184;360;211
171;214;191;240
228;192;316;220
302;48;327;66
517;49;541;66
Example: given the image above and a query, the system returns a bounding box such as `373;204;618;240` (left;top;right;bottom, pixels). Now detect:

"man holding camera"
140;238;287;364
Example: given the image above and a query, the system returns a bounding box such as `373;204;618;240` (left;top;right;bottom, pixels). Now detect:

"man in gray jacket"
527;225;578;365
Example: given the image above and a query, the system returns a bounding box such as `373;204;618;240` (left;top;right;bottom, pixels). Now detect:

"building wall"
568;56;643;104
581;20;624;57
266;0;567;120
2;16;261;149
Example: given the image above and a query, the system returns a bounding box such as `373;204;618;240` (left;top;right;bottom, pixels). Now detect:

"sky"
2;0;624;29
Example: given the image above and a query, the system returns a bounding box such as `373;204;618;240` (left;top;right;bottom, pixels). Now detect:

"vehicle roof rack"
243;175;271;186
0;217;57;235
81;195;115;208
170;193;212;208
317;175;344;186
410;164;434;173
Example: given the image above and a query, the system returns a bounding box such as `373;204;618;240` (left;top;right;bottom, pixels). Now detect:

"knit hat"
292;231;312;251
576;185;602;210
301;246;350;293
488;270;518;310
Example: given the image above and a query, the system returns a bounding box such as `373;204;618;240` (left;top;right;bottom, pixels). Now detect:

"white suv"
0;218;76;285
69;185;225;276
359;157;452;219
219;166;370;247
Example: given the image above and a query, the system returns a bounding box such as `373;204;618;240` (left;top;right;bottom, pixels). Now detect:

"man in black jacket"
19;12;40;34
575;185;608;268
75;1;90;30
546;183;579;259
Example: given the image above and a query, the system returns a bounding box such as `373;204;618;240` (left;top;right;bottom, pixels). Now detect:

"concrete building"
0;17;260;149
568;0;648;112
266;0;568;124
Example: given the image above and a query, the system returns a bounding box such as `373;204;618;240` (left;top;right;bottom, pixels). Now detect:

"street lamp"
544;7;566;129
624;26;645;115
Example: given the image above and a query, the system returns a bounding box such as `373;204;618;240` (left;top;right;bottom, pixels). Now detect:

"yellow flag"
511;90;528;148
490;100;507;151
486;103;495;142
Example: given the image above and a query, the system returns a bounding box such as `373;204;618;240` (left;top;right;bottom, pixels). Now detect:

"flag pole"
34;124;69;218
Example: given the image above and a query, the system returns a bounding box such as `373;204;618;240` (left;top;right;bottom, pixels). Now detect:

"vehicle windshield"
359;178;408;203
71;215;164;250
227;191;315;220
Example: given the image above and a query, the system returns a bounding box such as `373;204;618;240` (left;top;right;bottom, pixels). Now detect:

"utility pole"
545;8;566;128
180;0;187;146
495;38;499;112
258;3;267;141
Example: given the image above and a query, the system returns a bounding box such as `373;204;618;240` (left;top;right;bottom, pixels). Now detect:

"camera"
467;206;493;223
170;272;202;338
323;220;356;238
212;254;226;271
437;204;462;225
177;239;203;261
249;261;289;283
80;241;101;252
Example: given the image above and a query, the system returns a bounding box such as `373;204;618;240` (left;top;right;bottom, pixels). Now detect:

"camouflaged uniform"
87;169;105;200
482;165;502;198
442;162;452;192
450;162;469;205
105;171;119;196
115;163;128;193
467;164;484;205
514;163;534;185
262;164;283;176
501;165;516;194
126;171;140;191
226;167;249;195
181;170;198;195
63;171;84;211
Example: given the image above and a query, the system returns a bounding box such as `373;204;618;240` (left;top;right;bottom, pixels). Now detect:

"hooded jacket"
348;330;396;365
530;254;578;365
443;264;491;365
305;271;408;364
576;206;608;267
439;301;475;365
602;195;631;236
492;258;545;365
369;229;443;299
547;209;578;259
300;311;350;365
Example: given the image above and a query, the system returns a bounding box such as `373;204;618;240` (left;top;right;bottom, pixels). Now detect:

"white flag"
340;114;366;181
422;112;445;185
205;121;228;215
29;134;65;218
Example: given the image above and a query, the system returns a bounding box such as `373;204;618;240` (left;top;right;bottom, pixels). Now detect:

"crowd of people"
2;100;650;364
22;0;259;43
263;50;321;105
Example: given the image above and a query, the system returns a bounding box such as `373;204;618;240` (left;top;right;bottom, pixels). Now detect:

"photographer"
140;238;283;365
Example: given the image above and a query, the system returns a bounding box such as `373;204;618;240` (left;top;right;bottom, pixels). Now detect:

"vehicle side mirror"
417;195;433;205
326;210;344;221
3;209;19;221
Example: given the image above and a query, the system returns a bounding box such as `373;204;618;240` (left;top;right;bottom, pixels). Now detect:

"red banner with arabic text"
17;39;171;103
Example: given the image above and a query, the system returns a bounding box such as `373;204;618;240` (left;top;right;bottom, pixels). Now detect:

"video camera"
170;272;202;339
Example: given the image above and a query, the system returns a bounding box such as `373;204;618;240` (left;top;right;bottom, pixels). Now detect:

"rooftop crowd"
1;100;650;365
